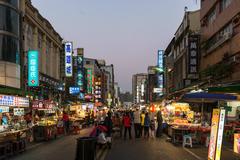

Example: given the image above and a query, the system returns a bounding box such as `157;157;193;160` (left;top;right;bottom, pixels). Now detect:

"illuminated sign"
65;42;73;77
0;95;29;107
69;87;80;95
157;50;164;96
14;108;25;116
87;68;93;94
0;106;9;113
76;48;84;99
157;50;164;72
28;50;39;87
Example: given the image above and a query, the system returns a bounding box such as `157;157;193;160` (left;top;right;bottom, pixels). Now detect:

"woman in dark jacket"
144;112;150;138
156;111;163;137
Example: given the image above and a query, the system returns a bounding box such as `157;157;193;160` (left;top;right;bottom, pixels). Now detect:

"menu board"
14;108;25;116
0;106;9;113
208;109;220;160
0;95;29;107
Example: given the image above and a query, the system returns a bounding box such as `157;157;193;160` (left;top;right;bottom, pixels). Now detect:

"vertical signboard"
86;68;93;94
65;42;73;77
188;35;199;78
215;109;226;160
157;50;164;96
77;48;84;99
28;50;39;87
208;109;220;160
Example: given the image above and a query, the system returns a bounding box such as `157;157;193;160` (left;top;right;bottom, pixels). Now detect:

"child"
150;120;155;138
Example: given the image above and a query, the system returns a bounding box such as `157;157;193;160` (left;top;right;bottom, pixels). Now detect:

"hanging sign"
0;95;29;107
0;106;9;113
28;50;39;87
14;108;25;116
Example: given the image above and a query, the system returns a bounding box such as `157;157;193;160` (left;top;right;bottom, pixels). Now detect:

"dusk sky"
32;0;200;92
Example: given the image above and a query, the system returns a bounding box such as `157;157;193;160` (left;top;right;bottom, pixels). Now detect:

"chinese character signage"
87;68;93;94
14;108;25;116
28;50;39;87
215;109;226;160
157;50;164;71
76;48;85;99
188;35;199;78
69;87;80;95
0;106;9;113
208;109;226;160
65;42;73;77
157;50;164;96
0;95;29;107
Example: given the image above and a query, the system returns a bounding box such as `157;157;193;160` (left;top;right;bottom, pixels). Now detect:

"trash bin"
75;137;97;160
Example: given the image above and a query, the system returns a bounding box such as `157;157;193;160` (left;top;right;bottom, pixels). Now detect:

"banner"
208;109;220;160
28;50;39;87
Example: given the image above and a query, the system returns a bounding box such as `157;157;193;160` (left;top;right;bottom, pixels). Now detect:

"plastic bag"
97;132;107;144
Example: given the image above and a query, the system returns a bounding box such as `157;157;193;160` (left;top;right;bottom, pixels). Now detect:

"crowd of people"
100;106;163;140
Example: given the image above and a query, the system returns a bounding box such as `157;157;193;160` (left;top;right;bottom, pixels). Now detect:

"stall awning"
182;92;239;103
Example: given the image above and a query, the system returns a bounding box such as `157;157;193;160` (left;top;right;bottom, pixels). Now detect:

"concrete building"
200;0;240;86
21;0;63;100
147;66;158;103
132;73;148;104
0;0;21;89
163;10;200;97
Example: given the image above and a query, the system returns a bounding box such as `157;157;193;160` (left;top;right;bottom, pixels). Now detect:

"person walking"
104;111;113;137
150;119;155;138
144;112;150;138
140;111;145;137
156;110;163;137
133;108;141;138
62;111;70;135
123;112;132;140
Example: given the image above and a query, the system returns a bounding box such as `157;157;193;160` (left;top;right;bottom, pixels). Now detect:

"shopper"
140;111;145;137
123;112;132;140
150;119;155;138
156;110;163;137
133;108;141;138
63;111;70;135
144;112;150;138
104;111;113;137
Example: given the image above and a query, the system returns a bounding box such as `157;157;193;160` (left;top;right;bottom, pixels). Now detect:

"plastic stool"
183;135;193;148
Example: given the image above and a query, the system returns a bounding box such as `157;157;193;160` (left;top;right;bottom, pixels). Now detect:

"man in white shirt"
133;107;141;138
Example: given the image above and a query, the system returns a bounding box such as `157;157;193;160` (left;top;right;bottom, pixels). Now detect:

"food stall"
69;105;85;134
162;102;208;144
32;100;58;141
0;94;30;157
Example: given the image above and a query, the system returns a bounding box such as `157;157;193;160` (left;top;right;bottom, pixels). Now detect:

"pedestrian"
123;112;132;140
140;111;145;137
104;111;113;137
133;108;141;138
62;111;70;135
156;110;163;137
150;119;155;138
144;112;150;138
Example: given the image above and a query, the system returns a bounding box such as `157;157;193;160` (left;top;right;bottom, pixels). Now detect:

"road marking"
183;147;204;160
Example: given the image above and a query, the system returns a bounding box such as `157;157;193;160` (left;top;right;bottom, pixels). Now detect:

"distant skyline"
32;0;200;92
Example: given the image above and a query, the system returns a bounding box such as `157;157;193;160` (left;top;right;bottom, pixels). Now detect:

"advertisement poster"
234;134;240;154
215;109;226;160
208;109;220;160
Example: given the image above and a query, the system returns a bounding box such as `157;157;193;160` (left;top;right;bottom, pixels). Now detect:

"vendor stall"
0;94;30;157
32;100;58;141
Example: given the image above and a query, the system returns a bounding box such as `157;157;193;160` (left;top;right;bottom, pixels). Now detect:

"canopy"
182;92;238;103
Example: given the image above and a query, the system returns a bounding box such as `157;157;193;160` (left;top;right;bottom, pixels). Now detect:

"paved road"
11;128;94;160
105;137;199;160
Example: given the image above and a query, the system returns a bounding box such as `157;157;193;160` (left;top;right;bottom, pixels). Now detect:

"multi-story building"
0;0;21;90
147;66;158;103
101;64;115;106
114;82;120;107
164;10;200;97
200;0;240;87
21;0;63;101
132;73;148;104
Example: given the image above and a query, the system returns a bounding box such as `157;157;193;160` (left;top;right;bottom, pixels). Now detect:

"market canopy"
182;92;239;103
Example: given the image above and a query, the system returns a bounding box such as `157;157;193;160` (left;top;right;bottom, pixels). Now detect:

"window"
1;0;19;8
0;5;19;35
0;35;19;64
207;7;216;24
38;32;43;49
220;0;232;12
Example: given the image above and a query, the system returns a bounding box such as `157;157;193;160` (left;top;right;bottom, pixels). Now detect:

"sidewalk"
184;145;240;160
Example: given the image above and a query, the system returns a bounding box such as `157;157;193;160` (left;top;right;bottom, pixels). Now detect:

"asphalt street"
10;127;97;160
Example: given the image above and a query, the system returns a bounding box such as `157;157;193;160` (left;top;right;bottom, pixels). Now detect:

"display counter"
33;124;57;142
